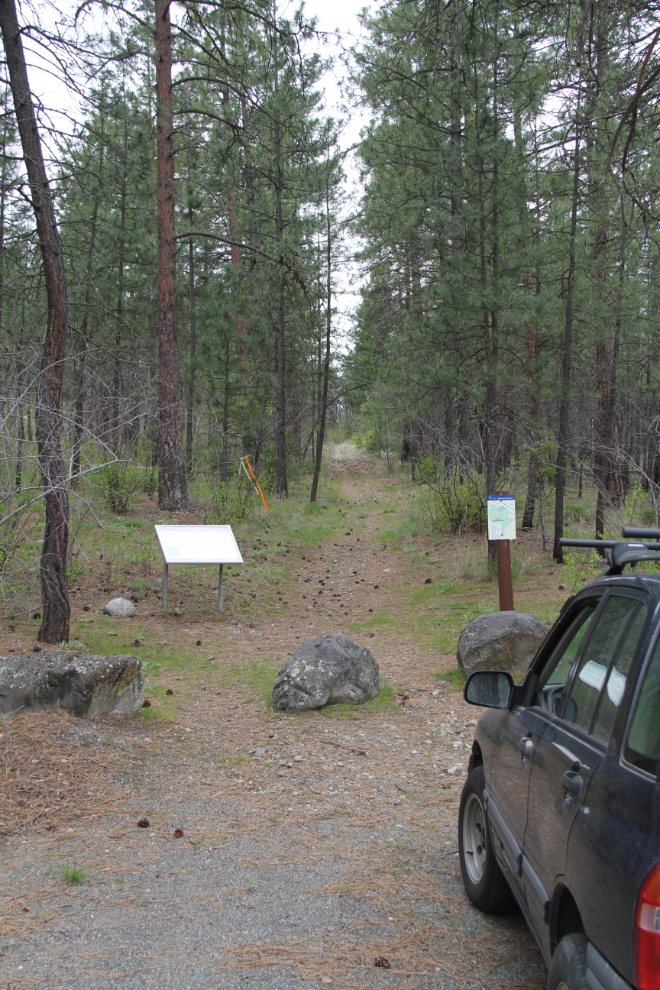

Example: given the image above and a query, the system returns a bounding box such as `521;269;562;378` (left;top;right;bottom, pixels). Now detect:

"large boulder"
103;597;136;618
271;634;379;712
0;651;144;717
457;612;548;678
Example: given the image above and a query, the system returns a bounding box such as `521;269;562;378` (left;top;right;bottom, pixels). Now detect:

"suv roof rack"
622;527;660;540
559;536;660;575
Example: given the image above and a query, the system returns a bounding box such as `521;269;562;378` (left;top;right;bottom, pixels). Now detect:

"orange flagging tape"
245;456;268;513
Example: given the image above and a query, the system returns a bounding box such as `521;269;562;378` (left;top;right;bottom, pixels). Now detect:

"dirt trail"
0;454;546;990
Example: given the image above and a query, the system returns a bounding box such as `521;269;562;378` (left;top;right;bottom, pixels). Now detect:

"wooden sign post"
487;494;516;612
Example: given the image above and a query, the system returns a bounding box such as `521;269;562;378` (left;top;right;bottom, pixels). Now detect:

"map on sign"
154;525;244;564
487;496;516;541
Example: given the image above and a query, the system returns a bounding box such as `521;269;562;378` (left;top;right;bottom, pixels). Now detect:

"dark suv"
458;536;660;990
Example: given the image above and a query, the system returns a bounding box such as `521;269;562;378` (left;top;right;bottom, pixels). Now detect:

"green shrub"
210;470;258;522
366;429;383;454
421;468;487;534
101;462;144;514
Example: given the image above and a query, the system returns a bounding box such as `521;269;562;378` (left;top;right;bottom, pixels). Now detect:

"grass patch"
437;667;465;692
61;864;87;884
140;704;172;722
537;607;562;627
356;614;396;630
362;681;396;713
319;681;396;718
220;658;280;705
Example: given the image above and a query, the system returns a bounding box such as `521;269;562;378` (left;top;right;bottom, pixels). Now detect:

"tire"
458;766;517;913
546;934;588;990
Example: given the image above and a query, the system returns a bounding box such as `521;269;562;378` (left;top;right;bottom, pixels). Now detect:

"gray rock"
103;597;136;618
457;612;548;677
0;651;144;717
271;633;379;711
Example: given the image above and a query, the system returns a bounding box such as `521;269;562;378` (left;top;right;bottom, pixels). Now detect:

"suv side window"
591;604;646;743
564;595;645;736
625;635;660;776
542;601;599;687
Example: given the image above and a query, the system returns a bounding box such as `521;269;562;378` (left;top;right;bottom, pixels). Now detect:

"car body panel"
524;709;604;938
567;753;660;983
489;708;534;853
463;570;660;988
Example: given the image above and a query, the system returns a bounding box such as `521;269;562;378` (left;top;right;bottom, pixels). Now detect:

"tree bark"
221;333;230;484
310;164;332;502
275;278;287;495
591;9;618;539
553;105;581;562
522;317;539;529
0;0;70;642
273;102;287;495
185;130;196;476
515;77;540;532
155;0;188;510
474;61;497;566
112;116;127;457
0;93;8;335
186;230;196;474
73;124;103;481
595;225;625;536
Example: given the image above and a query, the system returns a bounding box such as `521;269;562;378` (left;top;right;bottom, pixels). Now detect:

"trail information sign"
487;496;516;541
154;525;243;611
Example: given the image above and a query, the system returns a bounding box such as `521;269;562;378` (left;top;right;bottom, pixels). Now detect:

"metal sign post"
155;525;244;612
487;494;516;612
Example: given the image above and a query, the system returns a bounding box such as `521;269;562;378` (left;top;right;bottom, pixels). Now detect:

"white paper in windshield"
606;667;627;707
578;660;607;693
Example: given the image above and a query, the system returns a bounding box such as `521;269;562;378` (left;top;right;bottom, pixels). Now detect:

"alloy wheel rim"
463;792;487;884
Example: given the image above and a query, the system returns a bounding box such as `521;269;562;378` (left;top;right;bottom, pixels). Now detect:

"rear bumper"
587;942;632;990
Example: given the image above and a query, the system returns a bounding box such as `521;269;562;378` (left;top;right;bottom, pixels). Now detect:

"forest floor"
0;445;574;990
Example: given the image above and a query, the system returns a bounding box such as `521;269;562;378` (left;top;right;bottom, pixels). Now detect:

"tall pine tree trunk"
186;230;196;474
310;164;332;502
73;114;104;480
221;334;230;484
522;317;539;528
0;0;70;642
553;108;581;562
155;0;188;510
113;118;127;457
595;225;626;536
591;10;618;540
274;118;287;495
474;65;497;566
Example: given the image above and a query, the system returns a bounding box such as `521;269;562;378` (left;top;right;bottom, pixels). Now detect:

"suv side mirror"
464;671;513;709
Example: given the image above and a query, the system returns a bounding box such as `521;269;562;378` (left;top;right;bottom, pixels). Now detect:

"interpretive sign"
487;495;516;542
154;525;244;611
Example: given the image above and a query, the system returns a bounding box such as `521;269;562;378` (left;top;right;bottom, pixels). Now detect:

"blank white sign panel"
155;525;244;565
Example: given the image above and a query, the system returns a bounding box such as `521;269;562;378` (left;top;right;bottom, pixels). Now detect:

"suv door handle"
562;770;583;796
519;737;535;760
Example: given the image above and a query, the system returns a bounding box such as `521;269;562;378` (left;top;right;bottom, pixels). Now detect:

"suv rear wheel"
458;766;517;913
546;933;588;990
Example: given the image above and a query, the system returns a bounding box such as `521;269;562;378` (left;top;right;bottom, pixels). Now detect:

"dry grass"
0;709;128;835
